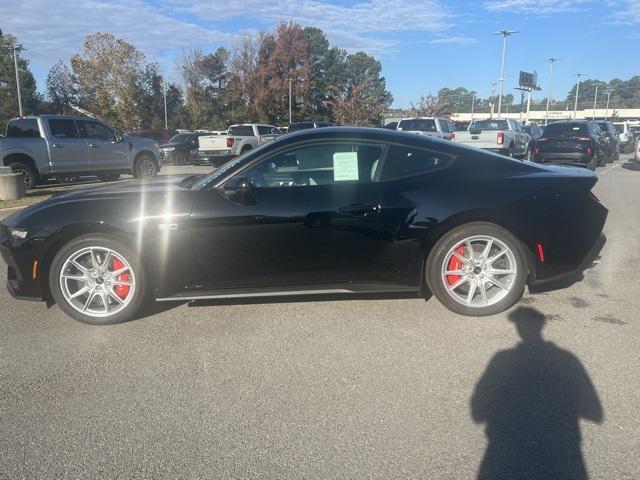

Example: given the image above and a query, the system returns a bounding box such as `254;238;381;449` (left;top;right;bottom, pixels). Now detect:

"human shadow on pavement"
471;307;603;480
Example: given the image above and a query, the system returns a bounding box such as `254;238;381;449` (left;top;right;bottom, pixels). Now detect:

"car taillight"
226;137;234;148
586;147;593;156
497;131;504;145
534;147;540;155
450;132;455;141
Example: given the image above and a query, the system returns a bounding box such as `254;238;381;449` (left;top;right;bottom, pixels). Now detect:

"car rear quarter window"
380;145;453;181
229;125;254;136
49;119;80;139
6;118;40;138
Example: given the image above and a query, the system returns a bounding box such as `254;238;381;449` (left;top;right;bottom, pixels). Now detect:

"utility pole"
573;73;585;119
544;58;560;125
526;89;532;123
163;79;168;130
604;89;612;120
592;84;599;120
288;77;292;125
494;30;518;119
470;94;476;120
489;82;497;119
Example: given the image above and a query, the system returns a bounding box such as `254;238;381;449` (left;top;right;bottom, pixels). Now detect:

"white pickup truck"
396;117;455;140
452;119;531;158
190;124;283;166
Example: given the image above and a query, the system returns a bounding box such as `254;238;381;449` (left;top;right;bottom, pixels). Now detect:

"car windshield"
543;122;589;136
168;133;191;143
398;119;437;132
470;120;508;131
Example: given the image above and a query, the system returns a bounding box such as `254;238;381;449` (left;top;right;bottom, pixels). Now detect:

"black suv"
596;121;620;163
532;120;605;170
158;132;207;165
287;121;335;133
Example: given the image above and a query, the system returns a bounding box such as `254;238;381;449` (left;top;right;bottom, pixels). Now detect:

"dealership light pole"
288;77;292;125
162;78;168;130
604;89;612;120
545;57;560;125
592;84;599;120
494;30;518;119
573;73;585;119
470;93;476;120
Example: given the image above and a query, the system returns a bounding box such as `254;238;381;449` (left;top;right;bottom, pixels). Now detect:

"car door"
78;120;129;172
46;118;90;173
189;140;389;289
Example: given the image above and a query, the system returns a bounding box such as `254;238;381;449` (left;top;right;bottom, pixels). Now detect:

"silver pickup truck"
452;118;531;158
0;115;162;189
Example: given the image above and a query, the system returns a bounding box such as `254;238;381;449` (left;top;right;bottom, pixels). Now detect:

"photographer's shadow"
471;307;603;480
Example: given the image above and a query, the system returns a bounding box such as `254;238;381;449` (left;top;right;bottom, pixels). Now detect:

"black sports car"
0;127;607;325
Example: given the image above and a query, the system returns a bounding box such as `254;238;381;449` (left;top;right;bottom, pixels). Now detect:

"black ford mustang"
0;127;607;324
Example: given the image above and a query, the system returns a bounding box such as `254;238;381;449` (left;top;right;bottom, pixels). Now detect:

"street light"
0;43;26;117
544;58;561;125
604;88;613;120
573;73;585;119
494;29;519;119
162;78;168;130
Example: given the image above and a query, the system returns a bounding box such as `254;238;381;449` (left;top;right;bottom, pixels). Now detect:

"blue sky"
1;0;639;108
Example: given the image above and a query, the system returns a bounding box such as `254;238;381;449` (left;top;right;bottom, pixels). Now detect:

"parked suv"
158;131;208;165
596;121;621;163
532;120;604;170
613;122;635;153
396;117;455;140
0;116;161;189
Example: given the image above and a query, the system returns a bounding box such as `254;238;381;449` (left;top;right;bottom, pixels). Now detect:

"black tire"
98;174;120;182
176;152;187;166
507;145;515;158
133;154;159;179
9;161;38;190
426;222;527;317
598;154;607;167
49;234;148;325
241;145;253;154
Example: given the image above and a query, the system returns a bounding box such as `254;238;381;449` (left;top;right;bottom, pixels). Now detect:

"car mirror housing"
221;176;256;205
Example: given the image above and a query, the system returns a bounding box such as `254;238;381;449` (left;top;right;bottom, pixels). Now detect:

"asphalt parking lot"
1;156;639;479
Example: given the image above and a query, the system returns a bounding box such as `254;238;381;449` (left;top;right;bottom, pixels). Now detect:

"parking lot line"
600;163;621;175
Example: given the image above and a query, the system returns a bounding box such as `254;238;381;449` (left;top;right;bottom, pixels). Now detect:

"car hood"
3;175;197;226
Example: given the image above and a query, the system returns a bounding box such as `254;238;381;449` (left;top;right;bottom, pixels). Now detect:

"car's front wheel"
133;154;159;178
49;234;148;324
426;223;527;316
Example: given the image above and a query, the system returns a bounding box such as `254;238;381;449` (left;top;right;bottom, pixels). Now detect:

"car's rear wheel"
426;223;527;316
49;234;147;325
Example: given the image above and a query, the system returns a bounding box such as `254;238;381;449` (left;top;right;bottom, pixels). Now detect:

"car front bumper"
0;227;46;301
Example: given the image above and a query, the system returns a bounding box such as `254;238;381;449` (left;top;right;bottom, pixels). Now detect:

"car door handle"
51;144;64;148
89;144;99;148
338;203;380;216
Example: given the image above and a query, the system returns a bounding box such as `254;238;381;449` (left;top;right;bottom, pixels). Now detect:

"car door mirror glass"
221;176;256;205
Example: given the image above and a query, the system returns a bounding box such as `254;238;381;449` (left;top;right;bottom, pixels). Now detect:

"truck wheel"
9;162;38;190
176;152;187;166
133;154;159;179
241;145;253;154
507;145;515;158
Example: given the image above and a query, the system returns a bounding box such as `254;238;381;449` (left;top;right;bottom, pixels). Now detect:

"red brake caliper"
446;246;466;286
112;257;131;300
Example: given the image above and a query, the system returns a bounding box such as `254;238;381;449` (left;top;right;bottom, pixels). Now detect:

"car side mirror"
222;176;256;205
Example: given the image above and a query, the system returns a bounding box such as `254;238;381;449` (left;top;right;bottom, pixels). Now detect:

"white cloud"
429;35;478;46
0;0;235;65
612;0;640;23
170;0;452;52
484;0;594;14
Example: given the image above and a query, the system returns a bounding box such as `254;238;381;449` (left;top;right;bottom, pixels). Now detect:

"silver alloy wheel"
59;246;136;318
440;235;517;308
138;158;156;177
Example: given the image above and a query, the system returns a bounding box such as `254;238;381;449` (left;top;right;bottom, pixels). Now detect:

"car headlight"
163;147;175;152
8;227;28;239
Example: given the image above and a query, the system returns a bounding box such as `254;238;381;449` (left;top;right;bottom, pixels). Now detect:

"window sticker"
333;151;359;181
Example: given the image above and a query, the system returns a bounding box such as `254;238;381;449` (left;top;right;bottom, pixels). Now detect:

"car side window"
79;121;116;142
439;120;449;133
49;119;80;139
379;145;453;181
238;142;384;188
